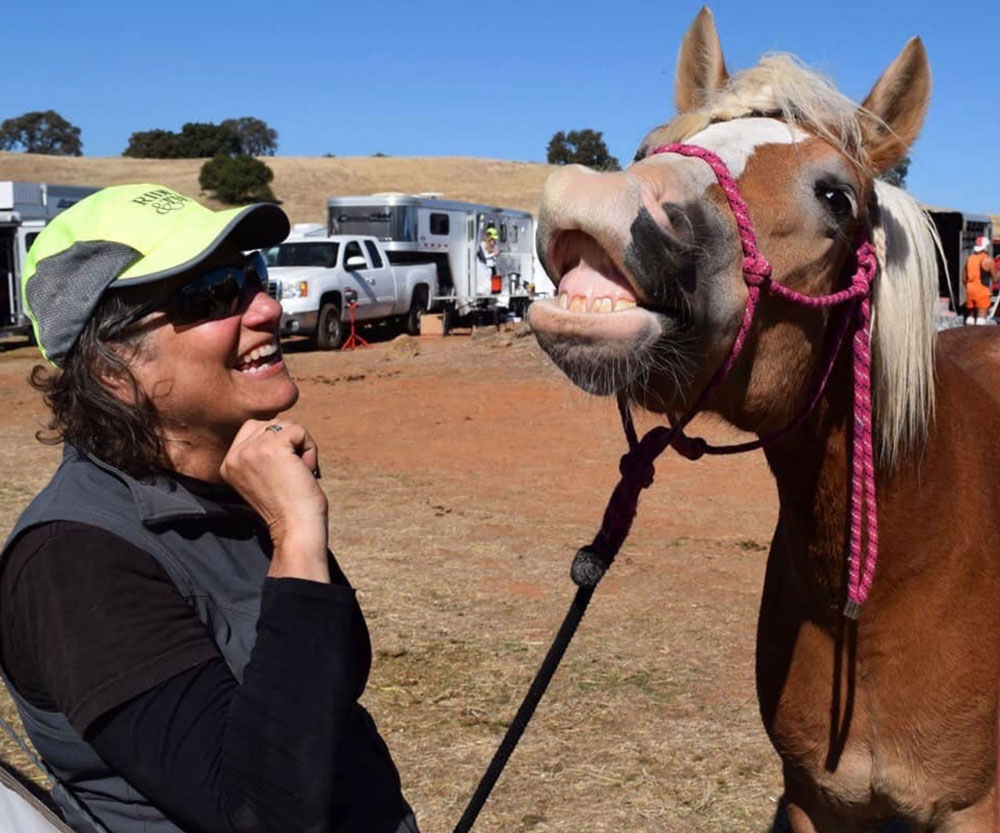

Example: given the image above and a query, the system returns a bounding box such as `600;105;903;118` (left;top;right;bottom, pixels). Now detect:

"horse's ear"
674;7;729;113
860;37;931;174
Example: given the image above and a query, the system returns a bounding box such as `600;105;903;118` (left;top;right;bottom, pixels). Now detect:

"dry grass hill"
0;152;555;223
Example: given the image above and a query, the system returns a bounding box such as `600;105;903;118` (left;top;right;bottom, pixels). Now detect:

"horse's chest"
760;613;995;819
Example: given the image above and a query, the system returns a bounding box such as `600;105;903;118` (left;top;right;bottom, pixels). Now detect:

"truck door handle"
365;278;376;285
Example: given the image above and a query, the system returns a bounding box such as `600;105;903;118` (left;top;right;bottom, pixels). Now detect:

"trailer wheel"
441;303;453;336
406;293;427;336
315;301;344;350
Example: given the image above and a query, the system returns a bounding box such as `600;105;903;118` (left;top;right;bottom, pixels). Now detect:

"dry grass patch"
0;152;553;221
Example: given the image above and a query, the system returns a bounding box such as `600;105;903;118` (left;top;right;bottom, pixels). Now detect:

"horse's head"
529;8;934;446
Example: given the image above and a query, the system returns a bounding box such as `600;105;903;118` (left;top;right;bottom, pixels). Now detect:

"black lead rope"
452;394;671;833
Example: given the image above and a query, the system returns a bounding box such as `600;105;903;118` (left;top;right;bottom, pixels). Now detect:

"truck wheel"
406;295;427;336
315;301;344;350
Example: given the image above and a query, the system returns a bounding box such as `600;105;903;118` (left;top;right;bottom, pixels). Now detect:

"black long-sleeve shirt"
0;520;399;833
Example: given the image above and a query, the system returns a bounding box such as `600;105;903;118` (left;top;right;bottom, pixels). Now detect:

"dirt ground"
0;326;786;832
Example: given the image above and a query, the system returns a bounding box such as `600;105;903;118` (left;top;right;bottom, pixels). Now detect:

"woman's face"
127;250;298;443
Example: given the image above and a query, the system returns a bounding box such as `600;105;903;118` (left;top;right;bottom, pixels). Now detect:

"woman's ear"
860;37;931;174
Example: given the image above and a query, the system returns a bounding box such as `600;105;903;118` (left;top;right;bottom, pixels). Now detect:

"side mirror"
345;255;366;270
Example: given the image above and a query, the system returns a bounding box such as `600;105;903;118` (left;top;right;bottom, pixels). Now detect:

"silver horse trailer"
0;182;97;340
327;193;541;326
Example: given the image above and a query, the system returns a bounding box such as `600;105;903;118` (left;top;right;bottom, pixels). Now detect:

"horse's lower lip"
528;299;676;341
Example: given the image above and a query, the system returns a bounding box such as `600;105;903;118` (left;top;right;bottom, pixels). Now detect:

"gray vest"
1;446;419;833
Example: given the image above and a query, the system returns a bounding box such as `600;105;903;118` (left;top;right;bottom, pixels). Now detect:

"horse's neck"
760;378;855;615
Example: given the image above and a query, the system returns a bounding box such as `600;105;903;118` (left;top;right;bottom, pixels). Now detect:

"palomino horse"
529;8;999;832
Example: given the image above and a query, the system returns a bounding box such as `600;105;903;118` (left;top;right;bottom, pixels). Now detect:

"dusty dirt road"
0;327;784;832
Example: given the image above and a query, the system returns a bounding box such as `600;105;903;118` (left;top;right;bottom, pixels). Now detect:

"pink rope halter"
584;143;879;618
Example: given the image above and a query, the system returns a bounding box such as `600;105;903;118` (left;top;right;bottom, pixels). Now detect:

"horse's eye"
816;185;854;220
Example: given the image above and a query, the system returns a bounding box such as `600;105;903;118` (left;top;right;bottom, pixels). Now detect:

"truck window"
500;224;508;243
430;213;449;236
276;242;339;268
363;241;384;268
343;241;367;267
260;246;279;267
510;224;518;244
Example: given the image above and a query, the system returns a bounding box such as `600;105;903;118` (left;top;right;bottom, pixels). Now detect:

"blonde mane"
870;181;939;468
658;54;876;168
656;54;940;468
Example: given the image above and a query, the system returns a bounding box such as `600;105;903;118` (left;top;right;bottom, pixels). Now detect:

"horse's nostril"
661;202;697;245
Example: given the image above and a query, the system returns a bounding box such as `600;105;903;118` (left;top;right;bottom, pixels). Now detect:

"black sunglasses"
111;252;268;335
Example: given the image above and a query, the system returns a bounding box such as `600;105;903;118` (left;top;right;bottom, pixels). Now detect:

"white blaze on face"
651;117;812;192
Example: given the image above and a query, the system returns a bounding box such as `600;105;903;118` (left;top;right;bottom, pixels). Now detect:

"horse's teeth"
597;297;613;313
614;299;636;311
558;292;569;309
569;296;585;313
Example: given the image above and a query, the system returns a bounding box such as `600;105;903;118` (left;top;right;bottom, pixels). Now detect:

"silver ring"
265;424;283;434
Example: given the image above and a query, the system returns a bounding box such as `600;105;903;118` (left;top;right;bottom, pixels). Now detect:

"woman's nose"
242;284;283;327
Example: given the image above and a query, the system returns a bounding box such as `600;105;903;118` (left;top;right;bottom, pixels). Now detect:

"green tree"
199;155;276;204
546;129;619;171
177;122;241;158
881;155;910;188
221;117;278;156
123;129;182;158
0;110;82;156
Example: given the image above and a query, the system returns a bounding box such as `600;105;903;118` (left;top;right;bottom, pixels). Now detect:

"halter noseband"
585;142;879;618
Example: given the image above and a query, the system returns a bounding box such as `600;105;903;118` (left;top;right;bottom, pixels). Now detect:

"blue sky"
2;0;995;213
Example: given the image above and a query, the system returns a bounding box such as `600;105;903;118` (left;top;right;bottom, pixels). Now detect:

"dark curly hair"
29;288;168;478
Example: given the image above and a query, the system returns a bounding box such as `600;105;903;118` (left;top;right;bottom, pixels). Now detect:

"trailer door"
0;227;16;327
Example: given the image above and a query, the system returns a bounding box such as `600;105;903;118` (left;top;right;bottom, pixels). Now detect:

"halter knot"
618;450;655;488
671;434;707;461
852;242;878;290
742;253;772;285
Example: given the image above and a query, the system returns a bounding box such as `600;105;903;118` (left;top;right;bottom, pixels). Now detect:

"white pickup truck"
263;232;438;349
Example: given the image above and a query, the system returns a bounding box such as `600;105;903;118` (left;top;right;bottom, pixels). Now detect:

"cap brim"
114;202;290;287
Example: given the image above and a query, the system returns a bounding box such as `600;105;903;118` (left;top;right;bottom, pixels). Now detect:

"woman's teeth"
557;293;637;313
236;341;280;373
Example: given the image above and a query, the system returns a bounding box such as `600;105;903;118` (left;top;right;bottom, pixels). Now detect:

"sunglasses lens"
171;255;266;324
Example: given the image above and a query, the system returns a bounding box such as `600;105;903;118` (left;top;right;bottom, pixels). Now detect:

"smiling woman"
0;185;422;833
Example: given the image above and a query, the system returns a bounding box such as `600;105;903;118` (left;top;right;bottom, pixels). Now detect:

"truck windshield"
273;242;340;268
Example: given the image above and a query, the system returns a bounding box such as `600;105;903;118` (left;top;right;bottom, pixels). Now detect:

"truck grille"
266;279;281;301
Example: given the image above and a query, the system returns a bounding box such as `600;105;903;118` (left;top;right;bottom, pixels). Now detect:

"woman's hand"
220;419;330;583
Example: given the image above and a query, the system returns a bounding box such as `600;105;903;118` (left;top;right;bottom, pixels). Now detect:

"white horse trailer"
327;194;546;325
0;182;97;339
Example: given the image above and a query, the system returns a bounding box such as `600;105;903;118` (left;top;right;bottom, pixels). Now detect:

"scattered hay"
385;334;421;361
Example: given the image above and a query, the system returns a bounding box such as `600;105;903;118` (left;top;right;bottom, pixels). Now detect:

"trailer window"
429;213;449;235
509;224;518;244
363;241;383;268
500;224;508;243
